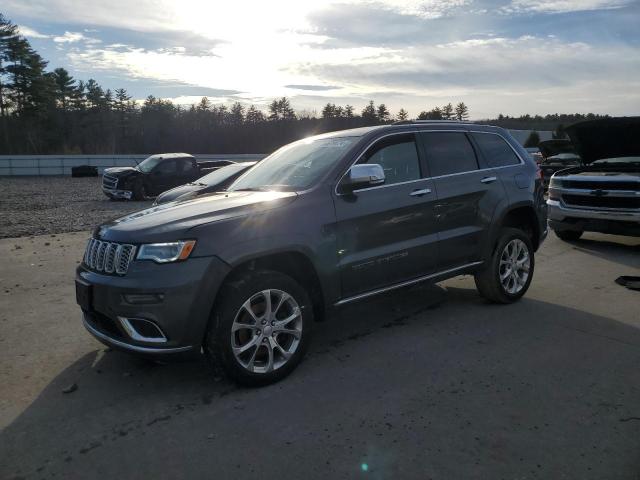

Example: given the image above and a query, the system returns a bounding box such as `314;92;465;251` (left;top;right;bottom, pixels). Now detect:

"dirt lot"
0;177;152;238
1;227;639;479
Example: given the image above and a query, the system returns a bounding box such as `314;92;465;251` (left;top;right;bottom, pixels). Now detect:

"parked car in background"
548;117;640;240
102;153;234;200
538;140;582;187
153;161;257;205
77;122;547;386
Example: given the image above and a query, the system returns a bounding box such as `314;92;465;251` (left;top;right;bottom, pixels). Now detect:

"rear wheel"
474;228;535;304
204;270;313;386
554;229;583;241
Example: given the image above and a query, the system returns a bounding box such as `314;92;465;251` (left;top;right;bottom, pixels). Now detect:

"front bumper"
103;188;133;200
547;199;640;236
77;255;231;355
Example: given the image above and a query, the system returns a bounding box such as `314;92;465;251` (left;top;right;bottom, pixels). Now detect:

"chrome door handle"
481;176;497;184
410;188;431;197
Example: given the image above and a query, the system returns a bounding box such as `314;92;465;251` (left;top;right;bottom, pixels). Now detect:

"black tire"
554;229;583;241
204;270;314;386
474;228;535;304
133;182;147;201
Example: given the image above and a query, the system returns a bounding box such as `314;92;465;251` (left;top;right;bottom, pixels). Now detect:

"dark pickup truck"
102;153;234;200
78;122;547;386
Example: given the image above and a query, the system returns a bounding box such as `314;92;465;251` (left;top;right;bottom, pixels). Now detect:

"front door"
333;133;439;299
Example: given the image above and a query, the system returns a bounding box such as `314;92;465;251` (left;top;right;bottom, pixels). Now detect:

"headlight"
137;240;196;263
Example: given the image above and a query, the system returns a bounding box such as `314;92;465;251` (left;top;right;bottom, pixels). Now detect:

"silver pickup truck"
547;117;640;240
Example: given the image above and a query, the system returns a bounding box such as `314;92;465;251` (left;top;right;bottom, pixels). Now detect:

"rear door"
333;132;439;299
176;158;199;185
418;131;505;270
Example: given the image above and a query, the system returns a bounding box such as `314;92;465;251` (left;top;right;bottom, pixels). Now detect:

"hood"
104;166;138;176
97;190;298;243
155;184;205;204
566;117;640;164
538;140;577;159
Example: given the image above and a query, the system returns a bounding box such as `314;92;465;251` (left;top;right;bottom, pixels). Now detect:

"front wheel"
133;182;149;201
204;270;313;386
474;228;535;304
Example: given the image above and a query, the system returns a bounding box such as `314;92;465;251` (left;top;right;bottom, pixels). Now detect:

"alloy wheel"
231;289;302;374
499;239;531;295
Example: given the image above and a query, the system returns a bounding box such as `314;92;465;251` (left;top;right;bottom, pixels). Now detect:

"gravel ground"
0;176;152;238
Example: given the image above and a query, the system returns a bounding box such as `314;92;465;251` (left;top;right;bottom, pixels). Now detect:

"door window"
471;133;521;167
179;159;195;172
360;133;421;185
420;132;478;177
156;159;177;174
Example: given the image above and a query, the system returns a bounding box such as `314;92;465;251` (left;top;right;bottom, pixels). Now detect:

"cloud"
285;84;341;91
53;31;85;43
356;0;473;19
5;0;639;117
17;25;50;39
504;0;633;13
53;31;101;44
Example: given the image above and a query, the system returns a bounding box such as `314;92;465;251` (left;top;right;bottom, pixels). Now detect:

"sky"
4;0;640;118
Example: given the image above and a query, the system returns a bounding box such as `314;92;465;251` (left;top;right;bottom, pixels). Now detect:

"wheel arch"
219;249;328;323
484;202;542;261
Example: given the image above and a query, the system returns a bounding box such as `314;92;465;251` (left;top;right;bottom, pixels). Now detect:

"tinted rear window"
420;132;478;177
472;133;521;167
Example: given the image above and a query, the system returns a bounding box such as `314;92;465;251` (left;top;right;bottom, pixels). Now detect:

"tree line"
0;13;611;155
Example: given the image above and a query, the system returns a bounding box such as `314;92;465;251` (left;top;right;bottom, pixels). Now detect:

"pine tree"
344;105;354;118
441;103;454;120
361;100;377;123
196;96;212;112
322;103;335;119
245;105;265;123
229;102;244;125
396;108;409;121
376;103;390;123
454;102;469;121
52;68;75;113
417;107;443;120
524;131;540;147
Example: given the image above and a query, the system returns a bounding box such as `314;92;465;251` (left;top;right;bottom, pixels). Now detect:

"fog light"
123;293;165;305
118;316;167;343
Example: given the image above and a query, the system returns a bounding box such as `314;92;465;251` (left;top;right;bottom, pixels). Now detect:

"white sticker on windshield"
318;139;352;148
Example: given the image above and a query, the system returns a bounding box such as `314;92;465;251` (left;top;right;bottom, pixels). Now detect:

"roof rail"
392;120;472;125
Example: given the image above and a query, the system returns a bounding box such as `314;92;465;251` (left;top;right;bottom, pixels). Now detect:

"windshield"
196;163;252;186
592;157;640;165
229;136;357;192
137;156;164;173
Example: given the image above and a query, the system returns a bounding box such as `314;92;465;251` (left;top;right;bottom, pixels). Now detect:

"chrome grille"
102;174;118;190
83;239;136;275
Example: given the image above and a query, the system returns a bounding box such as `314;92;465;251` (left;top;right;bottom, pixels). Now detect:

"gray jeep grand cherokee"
76;122;547;385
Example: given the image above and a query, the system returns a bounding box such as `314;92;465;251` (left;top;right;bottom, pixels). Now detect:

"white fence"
0;130;551;176
0;154;267;176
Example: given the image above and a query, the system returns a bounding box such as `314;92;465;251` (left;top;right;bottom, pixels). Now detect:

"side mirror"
342;164;385;192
